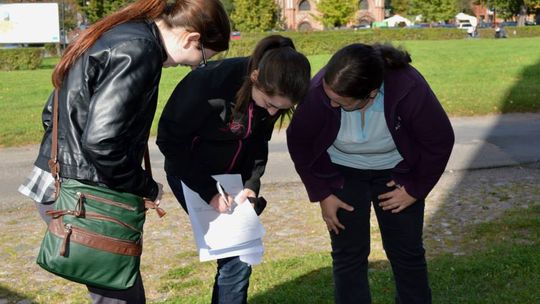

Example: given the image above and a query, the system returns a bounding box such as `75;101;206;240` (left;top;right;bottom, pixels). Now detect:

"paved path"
1;113;539;204
263;112;540;182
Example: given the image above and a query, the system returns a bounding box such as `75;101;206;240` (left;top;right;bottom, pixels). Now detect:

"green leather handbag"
37;179;146;290
36;90;164;290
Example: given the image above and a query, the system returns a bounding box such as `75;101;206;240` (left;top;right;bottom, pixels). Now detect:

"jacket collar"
146;20;167;63
383;66;416;127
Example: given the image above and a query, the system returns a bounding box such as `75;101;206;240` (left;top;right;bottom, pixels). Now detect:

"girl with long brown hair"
19;0;230;302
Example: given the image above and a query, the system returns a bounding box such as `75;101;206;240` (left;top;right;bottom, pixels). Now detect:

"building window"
299;0;310;11
359;0;369;10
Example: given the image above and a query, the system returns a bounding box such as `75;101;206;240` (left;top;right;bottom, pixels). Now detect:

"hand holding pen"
209;182;234;213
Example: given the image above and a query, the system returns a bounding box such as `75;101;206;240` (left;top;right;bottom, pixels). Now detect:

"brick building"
276;0;386;31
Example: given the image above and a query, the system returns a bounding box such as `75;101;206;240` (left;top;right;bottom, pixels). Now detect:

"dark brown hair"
235;35;311;126
52;0;230;88
324;43;411;99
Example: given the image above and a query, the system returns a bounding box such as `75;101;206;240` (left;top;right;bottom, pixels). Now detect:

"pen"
216;182;231;211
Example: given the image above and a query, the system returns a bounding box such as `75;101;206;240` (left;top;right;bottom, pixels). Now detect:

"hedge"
0;48;44;71
227;26;540;57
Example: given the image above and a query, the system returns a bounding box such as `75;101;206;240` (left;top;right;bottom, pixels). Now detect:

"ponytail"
234;35;310;115
373;43;411;69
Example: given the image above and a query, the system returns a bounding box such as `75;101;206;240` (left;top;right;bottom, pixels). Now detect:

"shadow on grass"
246;206;540;304
249;266;334;304
0;284;36;303
248;260;396;304
502;59;540;113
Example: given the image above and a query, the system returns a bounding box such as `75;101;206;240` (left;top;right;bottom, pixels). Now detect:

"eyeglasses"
198;42;207;69
339;90;378;112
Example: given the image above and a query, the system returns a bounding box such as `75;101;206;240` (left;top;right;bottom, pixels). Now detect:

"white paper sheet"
182;174;265;264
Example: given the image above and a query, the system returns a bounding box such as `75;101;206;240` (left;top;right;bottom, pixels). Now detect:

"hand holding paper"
211;182;234;213
182;174;265;264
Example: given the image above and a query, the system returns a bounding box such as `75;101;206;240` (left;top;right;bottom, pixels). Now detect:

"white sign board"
0;3;60;43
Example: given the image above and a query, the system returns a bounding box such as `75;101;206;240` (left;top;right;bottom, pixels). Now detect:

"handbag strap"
47;90;154;197
48;90;60;197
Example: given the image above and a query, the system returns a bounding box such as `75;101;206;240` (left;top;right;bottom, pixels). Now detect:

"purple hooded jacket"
287;66;455;202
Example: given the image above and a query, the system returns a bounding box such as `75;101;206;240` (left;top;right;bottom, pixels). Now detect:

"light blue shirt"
328;84;403;170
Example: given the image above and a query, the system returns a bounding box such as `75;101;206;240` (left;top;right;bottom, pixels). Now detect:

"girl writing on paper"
19;0;230;302
157;35;311;304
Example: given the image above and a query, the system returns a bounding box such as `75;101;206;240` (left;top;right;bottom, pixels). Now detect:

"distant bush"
477;26;540;39
227;26;540;57
0;48;44;71
43;43;60;57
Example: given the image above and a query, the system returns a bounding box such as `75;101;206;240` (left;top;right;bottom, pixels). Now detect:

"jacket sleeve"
156;73;219;203
287;91;340;202
81;39;161;200
394;79;455;200
41;92;54;131
242;117;275;195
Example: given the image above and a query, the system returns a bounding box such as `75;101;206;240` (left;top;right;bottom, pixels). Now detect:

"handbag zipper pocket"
49;217;142;257
76;192;137;211
80;212;141;233
47;211;141;234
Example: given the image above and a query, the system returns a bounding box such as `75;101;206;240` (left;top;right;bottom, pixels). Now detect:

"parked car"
500;21;517;27
478;22;493;28
351;24;371;30
231;31;241;40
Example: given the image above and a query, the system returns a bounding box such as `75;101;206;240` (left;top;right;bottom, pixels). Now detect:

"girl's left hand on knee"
378;180;417;213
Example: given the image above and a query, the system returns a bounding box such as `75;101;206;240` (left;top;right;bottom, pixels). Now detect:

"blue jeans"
330;165;431;304
167;175;252;304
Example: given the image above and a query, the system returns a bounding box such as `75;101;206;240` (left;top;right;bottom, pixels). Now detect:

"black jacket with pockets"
157;57;276;203
34;20;165;200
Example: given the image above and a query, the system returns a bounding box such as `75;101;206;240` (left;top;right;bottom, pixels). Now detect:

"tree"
230;0;278;32
220;0;235;16
316;0;357;28
410;0;456;22
456;0;475;14
489;0;540;25
79;0;134;24
390;0;411;15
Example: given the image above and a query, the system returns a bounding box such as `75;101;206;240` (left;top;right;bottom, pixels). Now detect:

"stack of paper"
181;174;265;265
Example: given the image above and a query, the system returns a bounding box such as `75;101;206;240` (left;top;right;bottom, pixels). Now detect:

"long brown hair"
234;35;311;126
324;43;411;99
52;0;230;88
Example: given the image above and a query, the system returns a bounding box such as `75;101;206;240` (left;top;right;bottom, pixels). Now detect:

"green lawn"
1;37;539;147
155;205;540;303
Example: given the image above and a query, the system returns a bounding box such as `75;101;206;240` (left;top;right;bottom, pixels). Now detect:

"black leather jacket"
34;20;166;200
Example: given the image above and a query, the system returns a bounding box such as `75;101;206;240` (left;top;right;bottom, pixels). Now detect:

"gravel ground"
1;164;539;303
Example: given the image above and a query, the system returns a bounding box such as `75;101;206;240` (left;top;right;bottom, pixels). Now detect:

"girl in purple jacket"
287;44;454;303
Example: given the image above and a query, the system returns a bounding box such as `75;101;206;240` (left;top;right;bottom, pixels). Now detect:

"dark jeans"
330;166;431;304
36;201;146;304
168;175;252;304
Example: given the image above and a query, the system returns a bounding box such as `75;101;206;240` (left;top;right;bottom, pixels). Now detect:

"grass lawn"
156;205;540;304
0;37;540;147
0;196;540;304
2;175;539;303
1;37;539;147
